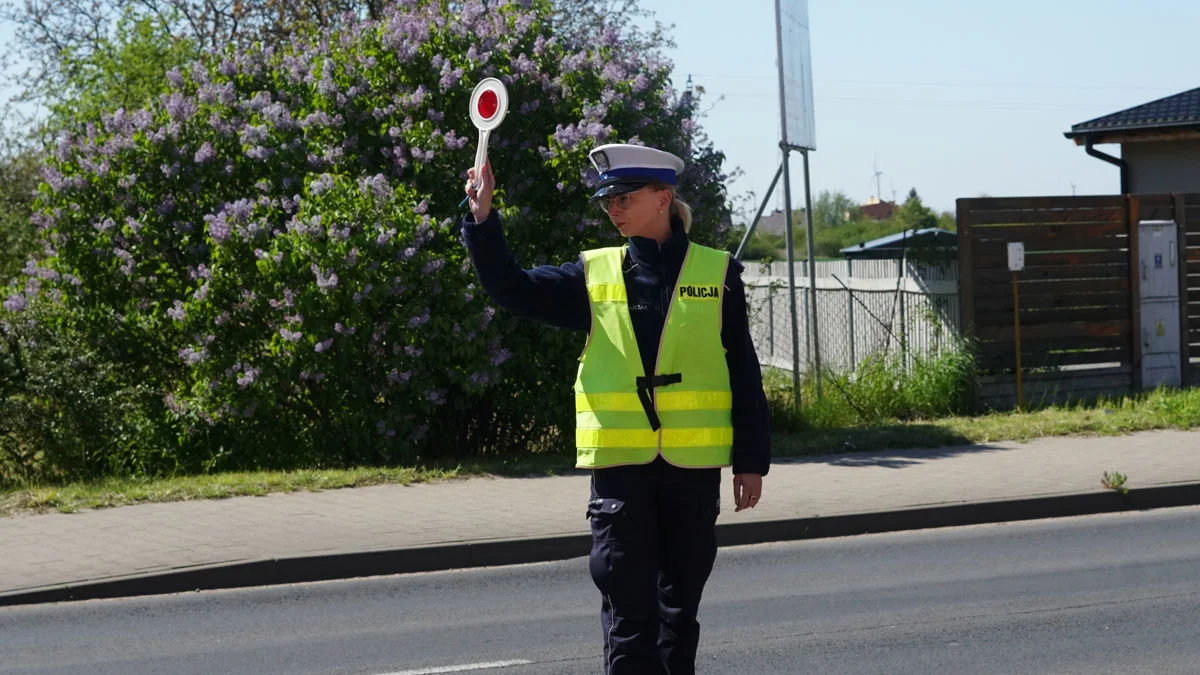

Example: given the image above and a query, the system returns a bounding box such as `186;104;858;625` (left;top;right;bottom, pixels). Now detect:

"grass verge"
3;385;1199;518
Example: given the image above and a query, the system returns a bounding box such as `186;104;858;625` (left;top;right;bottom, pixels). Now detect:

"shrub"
2;0;734;477
0;301;167;486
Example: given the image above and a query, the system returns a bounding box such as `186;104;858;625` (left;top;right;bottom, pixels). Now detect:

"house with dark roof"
840;228;956;261
1065;86;1200;194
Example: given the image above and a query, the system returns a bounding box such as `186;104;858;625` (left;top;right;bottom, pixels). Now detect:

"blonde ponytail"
670;190;693;233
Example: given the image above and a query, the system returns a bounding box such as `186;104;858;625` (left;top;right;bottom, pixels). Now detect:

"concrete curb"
3;481;1198;608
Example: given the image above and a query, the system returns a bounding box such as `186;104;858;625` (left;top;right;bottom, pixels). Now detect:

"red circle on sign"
477;90;499;120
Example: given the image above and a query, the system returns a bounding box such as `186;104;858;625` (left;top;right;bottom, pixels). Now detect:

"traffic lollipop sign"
469;77;508;187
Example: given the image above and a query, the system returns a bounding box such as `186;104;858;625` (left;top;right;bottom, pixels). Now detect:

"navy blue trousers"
587;456;721;675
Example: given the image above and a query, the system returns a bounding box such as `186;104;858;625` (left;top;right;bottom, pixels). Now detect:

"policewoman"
461;144;771;675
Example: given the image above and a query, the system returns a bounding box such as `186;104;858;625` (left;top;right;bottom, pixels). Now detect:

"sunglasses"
597;186;657;212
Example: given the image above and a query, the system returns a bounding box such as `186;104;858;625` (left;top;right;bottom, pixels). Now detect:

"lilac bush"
2;0;734;476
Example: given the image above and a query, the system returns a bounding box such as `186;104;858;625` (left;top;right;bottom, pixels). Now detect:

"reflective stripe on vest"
573;242;733;469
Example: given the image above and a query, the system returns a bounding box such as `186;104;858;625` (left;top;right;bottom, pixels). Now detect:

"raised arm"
460;163;589;331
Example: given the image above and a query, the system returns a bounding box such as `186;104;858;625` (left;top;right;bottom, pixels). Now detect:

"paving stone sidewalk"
2;429;1198;601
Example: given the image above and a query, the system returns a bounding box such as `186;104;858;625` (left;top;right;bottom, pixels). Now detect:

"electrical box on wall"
1138;220;1182;388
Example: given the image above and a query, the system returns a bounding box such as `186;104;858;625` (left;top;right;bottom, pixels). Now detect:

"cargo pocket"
586;497;627;541
587;497;629;594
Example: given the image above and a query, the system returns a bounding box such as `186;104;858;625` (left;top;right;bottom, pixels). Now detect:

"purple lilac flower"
205;212;231;243
355;171;393;198
491;348;512;366
302;110;333;128
310;173;335;195
437;61;464;91
315;338;334;353
114;248;134;275
335;322;357;336
311;264;339;291
3;294;26;312
167;300;186;321
407;308;430;329
229;199;254;221
245;146;274;161
280;328;302;342
237;366;260;388
163;93;197;121
179;346;208;365
410;424;429;443
241;124;269;147
387;369;412;384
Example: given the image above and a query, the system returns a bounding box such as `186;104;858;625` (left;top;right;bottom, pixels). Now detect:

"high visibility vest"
574;242;734;469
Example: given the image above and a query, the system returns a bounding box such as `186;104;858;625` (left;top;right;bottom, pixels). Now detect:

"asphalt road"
3;505;1199;675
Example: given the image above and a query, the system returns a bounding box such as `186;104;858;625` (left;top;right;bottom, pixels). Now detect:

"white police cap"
588;144;685;200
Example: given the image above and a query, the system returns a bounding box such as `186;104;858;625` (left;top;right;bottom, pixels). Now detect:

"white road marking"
379;660;534;674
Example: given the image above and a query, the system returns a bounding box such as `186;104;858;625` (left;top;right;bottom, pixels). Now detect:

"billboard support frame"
774;0;820;402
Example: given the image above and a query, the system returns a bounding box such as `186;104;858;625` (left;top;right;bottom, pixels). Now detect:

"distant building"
751;208;808;236
860;197;896;221
1065;86;1200;194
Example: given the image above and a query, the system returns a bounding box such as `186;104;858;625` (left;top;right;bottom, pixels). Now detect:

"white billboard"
777;0;816;150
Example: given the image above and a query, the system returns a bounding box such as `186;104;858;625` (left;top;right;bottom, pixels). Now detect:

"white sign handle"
473;128;492;188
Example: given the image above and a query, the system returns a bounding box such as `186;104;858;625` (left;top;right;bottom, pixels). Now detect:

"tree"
896;190;937;231
937;210;956;232
0;147;41;281
812;189;859;230
42;10;200;135
0;1;380;117
733;229;785;261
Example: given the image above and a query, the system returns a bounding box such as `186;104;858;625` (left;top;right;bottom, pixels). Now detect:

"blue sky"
4;1;1199;216
637;0;1200;215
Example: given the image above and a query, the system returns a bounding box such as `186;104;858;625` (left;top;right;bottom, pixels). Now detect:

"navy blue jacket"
461;209;771;476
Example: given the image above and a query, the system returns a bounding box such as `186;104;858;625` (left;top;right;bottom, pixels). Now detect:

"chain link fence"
743;259;960;377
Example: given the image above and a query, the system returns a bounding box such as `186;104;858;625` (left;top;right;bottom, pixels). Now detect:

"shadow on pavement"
772;424;1005;468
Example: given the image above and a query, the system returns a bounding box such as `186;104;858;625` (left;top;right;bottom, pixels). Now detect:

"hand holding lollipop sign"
460;77;509;210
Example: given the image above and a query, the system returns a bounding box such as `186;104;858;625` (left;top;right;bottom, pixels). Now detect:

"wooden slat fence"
1185;194;1200;385
959;195;1131;377
960;193;1200;409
